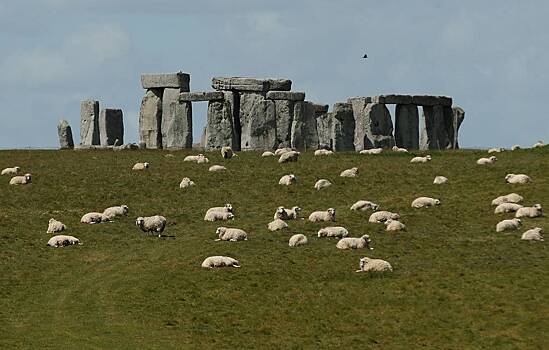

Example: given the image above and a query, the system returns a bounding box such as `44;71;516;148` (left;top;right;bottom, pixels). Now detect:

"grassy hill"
0;147;547;349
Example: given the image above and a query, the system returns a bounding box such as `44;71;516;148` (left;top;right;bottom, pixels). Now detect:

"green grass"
0;147;547;349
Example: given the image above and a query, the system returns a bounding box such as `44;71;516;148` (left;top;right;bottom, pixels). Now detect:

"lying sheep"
135;215;167;237
336;235;373;250
411;197;441;208
206;204;233;215
47;235;81;247
221;146;234;159
204;211;234;221
496;218;522;232
308;208;336;222
359;148;383;155
183;154;204;162
9;173;31;185
476;156;497;165
511;145;521;151
350;200;379;211
1;166;20;175
274;206;301;220
201;256;241;268
209;165;227;172
532;140;545;148
314;149;334;156
488;147;504;153
132;162;149;170
433;176;448;184
47;218;66;234
262;151;275;157
521;227;544;241
494;203;523;214
314;179;332;190
385;219;406;232
516;204;543;218
215;227;248;241
275;147;294;156
81;212;108;224
273;206;287;220
279;151;300;163
505;174;532;184
197;155;209;164
356;257;393;273
179;177;195;189
289;234;308;247
267;219;288;231
317;226;349;238
279;174;297;186
340;167;359;178
368;211;400;223
392;146;408;153
491;193;524;206
102;205;129;220
410;155;431;163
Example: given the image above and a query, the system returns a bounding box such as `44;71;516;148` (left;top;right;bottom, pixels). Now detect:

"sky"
0;0;547;149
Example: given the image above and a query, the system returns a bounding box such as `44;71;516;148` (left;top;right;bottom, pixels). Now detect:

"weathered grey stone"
291;101;318;150
138;89;162;149
332;102;355;151
274;99;295;148
80;100;100;146
239;93;276;150
141;72;190;90
162;88;192;149
350;100;395;150
412;95;452;107
205;99;237;150
348;96;372;104
57;120;74;149
179;91;224;102
223;91;241;150
99;109;123;146
395;104;419;149
316;113;333;150
200;127;207;149
212;77;291;92
372;95;413;105
266;91;305;101
450;106;465;149
312;103;329;115
420;105;452;150
138;141;146;149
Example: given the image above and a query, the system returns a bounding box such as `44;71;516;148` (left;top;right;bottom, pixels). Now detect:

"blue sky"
0;0;547;148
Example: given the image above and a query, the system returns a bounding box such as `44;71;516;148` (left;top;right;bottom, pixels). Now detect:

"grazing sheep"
314;149;334;156
132;162;149;170
476;156;497;165
274;147;294;156
433;176;448;185
411;197;441;208
368;211;400;223
496;218;522;233
47;218;66;234
179;177;195;189
521;227;544;241
350;200;379;211
532;140;545;148
289;234;308;247
9;173;31;185
279;174;297;186
102;205;129;220
488;147;504;153
392;146;408;153
221;146;234;159
314;179;332;190
515;204;543;218
267;219;288;231
47;235;81;247
209;165;227;172
262;151;275;157
336;235;373;250
1;166;20;175
215;227;248;241
135;215;167;237
308;208;336;222
491;193;524;206
201;256;241;268
204;211;234;222
511;145;521;151
278;151;300;163
410;155;432;163
385;219;406;232
505;174;532;184
359;148;383;155
356;257;393;273
81;212;108;224
317;226;349;238
340;167;359;177
494;203;523;214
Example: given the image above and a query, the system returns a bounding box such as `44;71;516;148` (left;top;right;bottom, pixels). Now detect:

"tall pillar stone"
205;99;236;150
223;91;241;151
57;120;74;149
162;88;192;149
273;100;295;148
239;93;276;150
349;98;394;150
139;89;163;149
332;102;355;151
80;100;100;145
316;113;333;149
395;104;419;149
450;106;465;149
291;101;318;150
99;109;124;146
420;105;453;150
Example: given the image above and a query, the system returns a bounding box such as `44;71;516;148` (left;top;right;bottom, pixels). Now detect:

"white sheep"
206;204;233;215
267;219;288;231
183;154;204;162
433;176;448;185
289;234;308;247
410;155;431;163
262;151;275;157
274;147;294;156
197;155;210;164
340;167;359;178
102;205;129;220
336;235;373;250
521;227;544;241
135;215;167;237
279;174;297;186
511;145;521;151
1;166;20;175
308;208;336;222
273;206;301;220
392;146;408;153
314;179;332;190
215;227;248;241
385;219;406;232
494;203;523;214
204;211;234;222
201;256;241;268
179;177;195;189
209;165;227;172
505;174;532;184
476;156;497;165
411;197;441;208
221;146;234;159
356;257;393;273
532;140;545;148
515;204;543;218
47;235;81;247
491;193;524;206
350;200;379;211
488;147;504;153
359;148;383;155
47;218;67;234
317;226;349;238
368;211;400;223
9;173;31;185
81;212;108;224
132;162;149;170
496;218;522;232
278;151;300;163
314;149;334;156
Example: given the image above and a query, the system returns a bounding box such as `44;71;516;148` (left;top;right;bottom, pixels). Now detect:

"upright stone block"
420;105;452;150
80;100;100;145
205;99;236;150
139;89;163;149
274;100;295;148
332;102;355;151
316;113;333;149
291;101;318;150
99;109;124;146
141;72;190;90
350;98;395;150
57;120;74;149
239;93;276;150
162;88;192;149
223;91;241;151
450;106;465;149
395;104;419;149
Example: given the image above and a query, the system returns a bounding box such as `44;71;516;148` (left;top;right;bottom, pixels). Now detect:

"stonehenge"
74;99;125;149
57;120;74;149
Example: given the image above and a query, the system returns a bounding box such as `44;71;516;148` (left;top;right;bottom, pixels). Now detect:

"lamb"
336;235;373;250
81;212;108;224
204;211;234;222
392;146;408;153
505;174;532;184
135;215;167;237
314;149;334;156
9;173;31;185
491;193;524;206
132;162;149;170
356;257;393;273
267;219;288;231
385;219;406;232
488;147;504;153
289;234;308;247
279;174;297;186
476;156;497;165
532;140;545;148
308;208;336;222
359;148;383;155
221;146;234;159
494;203;523;214
410;155;431;163
209;165;227;172
215;227;248;241
515;204;543;218
411;197;441;208
433;176;448;184
368;211;400;223
278;151;300;163
179;177;195;189
350;200;379;211
511;145;521;151
496;218;522;232
317;226;349;238
274;147;293;156
262;151;275;157
521;227;544;241
1;166;20;175
47;218;67;234
102;205;129;220
201;256;241;268
47;235;81;247
340;167;359;178
314;179;332;190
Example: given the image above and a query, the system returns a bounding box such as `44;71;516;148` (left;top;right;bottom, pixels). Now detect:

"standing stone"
420;105;452;150
316;113;333;149
223;91;241;150
205;100;236;150
291;101;318;150
395;104;419;149
450;106;465;149
139;89;163;149
350;98;395;150
57;120;74;149
239;93;276;150
162;88;192;149
80;100;100;145
99;109;124;146
332;102;355;151
274;100;295;148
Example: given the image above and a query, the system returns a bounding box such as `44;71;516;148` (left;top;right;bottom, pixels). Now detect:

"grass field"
0;147;547;349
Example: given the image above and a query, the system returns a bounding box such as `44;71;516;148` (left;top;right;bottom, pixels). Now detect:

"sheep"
215;227;248;241
350;200;379;211
433;176;448;185
183;154;204;162
314;149;334;156
317;226;349;238
356;257;393;273
308;208;336;222
289;234;308;247
102;205;129;220
1;166;20;175
385;219;406;232
262;151;275;157
521;227;544;241
496;218;522;232
505;174;532;184
273;206;301;220
336;235;373;250
511;145;521;151
273;206;287;220
368;211;400;223
279;174;297;186
410;155;431;163
411;197;441;208
47;218;67;234
201;256;241;268
267;219;288;231
221;146;234;159
488;147;504;153
340;167;359;178
532;140;545;148
206;204;233;215
9;174;31;185
392;146;408;153
135;215;167;237
132;162;149;170
274;147;294;156
81;212;108;224
494;203;523;214
278;151;300;163
197;155;209;164
47;235;81;247
314;179;332;190
359;148;383;155
476;156;497;165
209;165;227;172
515;204;543;218
491;193;524;206
179;177;195;189
204;211;234;222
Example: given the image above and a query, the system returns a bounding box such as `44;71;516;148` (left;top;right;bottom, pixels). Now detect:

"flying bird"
362;53;368;59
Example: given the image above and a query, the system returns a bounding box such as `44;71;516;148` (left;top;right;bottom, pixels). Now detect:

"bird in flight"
362;53;368;59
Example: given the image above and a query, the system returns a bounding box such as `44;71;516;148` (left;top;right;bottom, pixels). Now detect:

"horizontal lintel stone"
311;103;329;114
212;77;291;92
412;95;452;107
266;91;305;101
179;91;225;102
372;94;413;105
141;72;190;90
347;96;373;104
